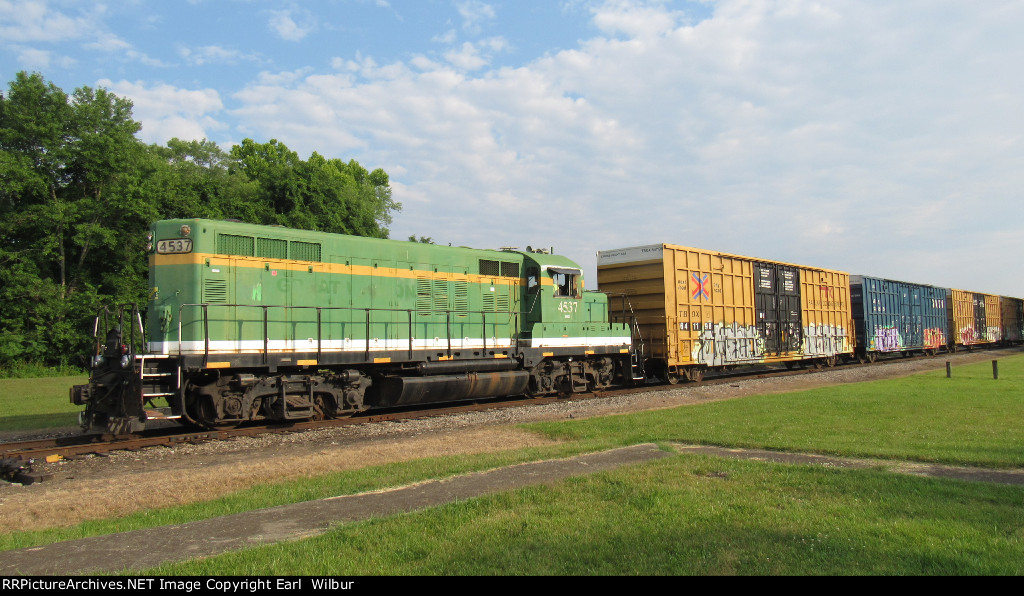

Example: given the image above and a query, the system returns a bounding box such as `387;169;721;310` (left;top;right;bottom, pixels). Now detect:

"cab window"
526;268;540;294
552;271;579;298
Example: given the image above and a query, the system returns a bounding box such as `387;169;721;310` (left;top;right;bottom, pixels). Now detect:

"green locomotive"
72;219;637;433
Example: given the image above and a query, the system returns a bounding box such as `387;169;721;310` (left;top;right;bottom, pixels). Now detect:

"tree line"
0;71;400;370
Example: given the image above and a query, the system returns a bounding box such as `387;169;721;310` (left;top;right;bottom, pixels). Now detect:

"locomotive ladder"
136;354;182;421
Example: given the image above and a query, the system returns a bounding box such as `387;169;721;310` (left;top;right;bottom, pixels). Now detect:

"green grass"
0;375;85;430
148;455;1024;575
526;354;1024;468
0;361;86;380
5;354;1024;575
138;354;1024;575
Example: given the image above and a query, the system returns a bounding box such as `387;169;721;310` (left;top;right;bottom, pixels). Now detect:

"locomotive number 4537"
156;239;193;254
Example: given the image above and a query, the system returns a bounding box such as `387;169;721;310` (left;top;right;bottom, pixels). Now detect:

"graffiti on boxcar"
923;328;945;349
958;326;977;345
692;323;766;366
987;326;1002;343
803;324;848;356
871;325;903;352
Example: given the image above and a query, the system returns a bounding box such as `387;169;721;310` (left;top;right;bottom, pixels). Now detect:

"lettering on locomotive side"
156;238;193;254
557;300;579;314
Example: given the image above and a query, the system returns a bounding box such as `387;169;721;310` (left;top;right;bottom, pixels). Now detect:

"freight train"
596;244;1022;382
71;220;1022;435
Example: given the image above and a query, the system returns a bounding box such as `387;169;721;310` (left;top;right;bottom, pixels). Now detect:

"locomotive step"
144;407;182;420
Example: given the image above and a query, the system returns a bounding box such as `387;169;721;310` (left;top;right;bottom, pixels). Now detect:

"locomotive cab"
519;253;633;394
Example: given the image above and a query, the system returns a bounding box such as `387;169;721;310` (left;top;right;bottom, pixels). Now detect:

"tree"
0;72;145;298
0;73;401;369
230;138;400;237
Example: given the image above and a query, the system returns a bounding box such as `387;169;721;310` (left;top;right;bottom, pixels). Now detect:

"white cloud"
456;0;497;35
98;79;226;144
432;29;458;44
10;45;75;70
178;45;262;67
0;0;99;43
267;8;316;42
590;0;682;38
120;0;1024;295
443;37;508;71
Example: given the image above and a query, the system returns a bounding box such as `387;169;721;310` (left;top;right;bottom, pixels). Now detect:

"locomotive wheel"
312;394;339;421
192;396;240;431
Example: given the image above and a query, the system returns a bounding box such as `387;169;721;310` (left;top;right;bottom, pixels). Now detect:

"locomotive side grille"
204;279;228;304
290;241;322;262
257;237;287;259
453;281;469;318
479;259;500;276
501;262;520;277
496;290;510;313
432;279;448;314
217;234;254;256
416;277;432;315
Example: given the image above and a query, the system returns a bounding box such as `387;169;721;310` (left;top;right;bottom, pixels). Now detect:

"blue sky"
2;0;1023;296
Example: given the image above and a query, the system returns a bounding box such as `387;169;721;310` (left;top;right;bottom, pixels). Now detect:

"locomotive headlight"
180;224;191;237
120;355;130;368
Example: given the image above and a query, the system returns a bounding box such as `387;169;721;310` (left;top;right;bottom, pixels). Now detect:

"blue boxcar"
850;275;949;361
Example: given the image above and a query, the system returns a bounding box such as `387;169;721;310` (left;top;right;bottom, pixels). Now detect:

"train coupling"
69;383;91;406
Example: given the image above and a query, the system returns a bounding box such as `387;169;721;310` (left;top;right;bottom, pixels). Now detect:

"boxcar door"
778;265;802;353
973;293;987;342
754;263;802;357
907;284;922;349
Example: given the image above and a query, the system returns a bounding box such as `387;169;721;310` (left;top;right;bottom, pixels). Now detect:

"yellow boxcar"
597;244;852;382
947;289;1002;347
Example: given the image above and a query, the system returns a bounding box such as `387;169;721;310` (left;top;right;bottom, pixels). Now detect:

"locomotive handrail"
89;304;147;366
175;302;522;364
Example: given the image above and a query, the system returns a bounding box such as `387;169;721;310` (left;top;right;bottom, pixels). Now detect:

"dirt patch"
0;427;553;534
0;349;1018;534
